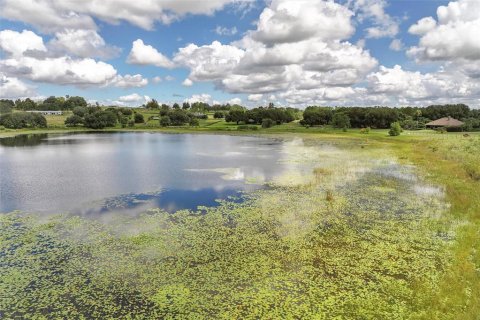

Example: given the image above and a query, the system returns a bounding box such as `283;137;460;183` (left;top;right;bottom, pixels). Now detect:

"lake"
0;132;288;215
0;132;454;319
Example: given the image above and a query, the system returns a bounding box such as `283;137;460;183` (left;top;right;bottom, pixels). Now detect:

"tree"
261;118;275;128
0;99;14;107
226;110;246;124
182;102;190;110
160;116;171;127
0;101;13;114
172;103;180;110
134;113;144;123
119;116;129;128
15;98;37;110
65;115;84;127
0;112;47;129
169;109;190;125
331;112;351;129
213;111;225;119
72;106;88;117
160;104;170;116
30;113;47;127
146;99;159;109
388;122;402;136
462;118;480;131
40;96;65;110
189;118;200;126
83;111;117;129
422;104;470;120
119;108;133;116
64;96;87;110
300;107;334;126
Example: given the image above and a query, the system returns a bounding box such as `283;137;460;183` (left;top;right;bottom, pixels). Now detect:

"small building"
26;110;63;116
426;117;464;129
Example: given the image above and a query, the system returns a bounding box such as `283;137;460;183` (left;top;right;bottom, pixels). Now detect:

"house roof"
426;117;464;127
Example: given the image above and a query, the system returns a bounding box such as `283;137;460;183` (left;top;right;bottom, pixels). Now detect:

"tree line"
224;106;302;128
2;96;89;111
0;112;47;129
300;104;480;130
2;96;480;131
65;107;144;129
144;99;244;113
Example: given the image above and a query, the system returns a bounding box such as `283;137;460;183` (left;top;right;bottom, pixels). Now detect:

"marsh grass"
0;135;461;319
390;133;480;319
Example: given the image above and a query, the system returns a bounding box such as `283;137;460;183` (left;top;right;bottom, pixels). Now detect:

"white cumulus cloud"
353;0;400;38
408;0;480;61
215;26;238;36
185;93;212;104
127;39;174;68
118;93;145;103
49;29;120;59
0;29;47;56
182;78;193;86
408;17;436;35
0;0;253;32
0;73;36;98
389;39;403;51
250;0;354;45
248;94;263;102
0;29;148;91
173;0;377;98
110;74;148;88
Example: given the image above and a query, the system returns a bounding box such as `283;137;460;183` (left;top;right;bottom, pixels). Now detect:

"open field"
0;126;479;319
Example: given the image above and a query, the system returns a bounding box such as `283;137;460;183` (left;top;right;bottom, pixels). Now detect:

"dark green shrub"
0;112;47;129
119;116;129;128
213;111;225;119
169;110;190;126
261;118;275;128
83;111;117;129
160;116;171;127
134;113;144;123
388;122;402;136
189;118;200;126
65;115;84;127
72;106;87;117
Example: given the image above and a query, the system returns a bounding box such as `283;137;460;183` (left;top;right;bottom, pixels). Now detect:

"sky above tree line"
0;0;479;108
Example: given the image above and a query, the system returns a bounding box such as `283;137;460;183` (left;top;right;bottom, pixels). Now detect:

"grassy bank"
0;127;479;319
390;134;480;319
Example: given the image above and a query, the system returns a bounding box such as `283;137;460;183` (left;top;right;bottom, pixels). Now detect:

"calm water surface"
0;132;287;216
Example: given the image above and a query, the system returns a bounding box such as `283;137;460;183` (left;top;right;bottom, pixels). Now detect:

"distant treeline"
224;106;302;128
2;96;480;131
144;99;246;113
0;96;89;112
301;104;480;130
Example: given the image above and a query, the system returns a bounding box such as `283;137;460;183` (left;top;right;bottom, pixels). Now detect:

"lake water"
0;132;287;216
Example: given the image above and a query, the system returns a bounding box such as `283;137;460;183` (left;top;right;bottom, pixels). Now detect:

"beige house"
426;117;464;129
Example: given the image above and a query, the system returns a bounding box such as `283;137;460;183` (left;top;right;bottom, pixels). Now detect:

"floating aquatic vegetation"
0;136;455;319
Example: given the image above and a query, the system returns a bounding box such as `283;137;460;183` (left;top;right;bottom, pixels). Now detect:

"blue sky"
1;0;479;108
